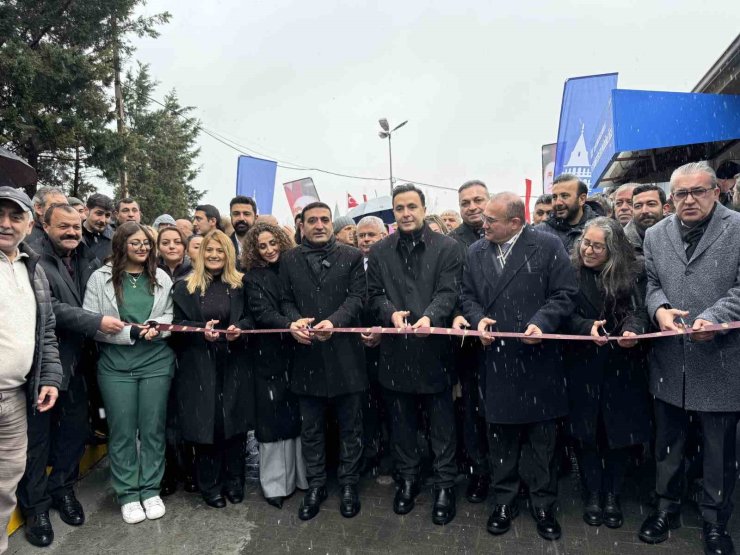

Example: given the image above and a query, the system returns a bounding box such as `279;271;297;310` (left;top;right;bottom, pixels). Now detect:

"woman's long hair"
571;217;640;304
186;230;243;294
110;222;159;304
241;222;295;271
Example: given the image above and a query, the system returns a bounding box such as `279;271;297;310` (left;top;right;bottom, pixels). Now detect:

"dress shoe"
339;484;361;518
582;491;603;527
487;503;519;535
703;522;735;555
160;476;178;497
465;474;490;504
432;487;456;525
25;511;54;547
532;506;561;541
638;510;681;544
224;482;244;504
53;492;85;526
265;496;284;509
183;475;199;493
603;493;623;529
298;486;327;521
202;493;227;508
393;479;420;515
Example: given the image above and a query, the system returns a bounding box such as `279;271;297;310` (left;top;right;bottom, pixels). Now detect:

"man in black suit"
18;204;125;547
228;195;257;260
280;202;367;521
367;184;464;526
461;192;577;541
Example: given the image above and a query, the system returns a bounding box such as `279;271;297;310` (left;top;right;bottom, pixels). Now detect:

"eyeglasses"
128;240;152;249
482;215;509;225
581;239;606;254
672;186;715;201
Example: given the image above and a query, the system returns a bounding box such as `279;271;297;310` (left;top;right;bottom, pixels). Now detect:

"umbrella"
0;147;37;189
347;196;395;224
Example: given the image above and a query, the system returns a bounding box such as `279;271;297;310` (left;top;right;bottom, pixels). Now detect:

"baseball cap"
0;186;33;212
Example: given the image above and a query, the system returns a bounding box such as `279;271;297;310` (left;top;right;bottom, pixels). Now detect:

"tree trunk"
112;15;128;199
72;144;81;198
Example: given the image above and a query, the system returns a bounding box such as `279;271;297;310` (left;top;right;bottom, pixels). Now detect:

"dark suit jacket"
461;225;577;424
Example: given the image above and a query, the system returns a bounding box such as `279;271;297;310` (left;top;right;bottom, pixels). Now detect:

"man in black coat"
461;192;577;541
27;186;67;251
228;195;257;261
367;184;463;526
280;202;367;521
17;204;125;547
536;173;599;253
81;193;114;262
447;179;491;503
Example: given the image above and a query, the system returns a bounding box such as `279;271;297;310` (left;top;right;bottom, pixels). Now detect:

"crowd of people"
0;158;739;554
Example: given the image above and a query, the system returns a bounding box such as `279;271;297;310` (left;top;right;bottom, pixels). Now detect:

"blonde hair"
186;230;243;294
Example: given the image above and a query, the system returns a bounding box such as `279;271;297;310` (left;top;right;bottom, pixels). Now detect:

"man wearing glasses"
640;161;740;555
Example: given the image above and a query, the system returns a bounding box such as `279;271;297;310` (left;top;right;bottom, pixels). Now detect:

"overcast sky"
129;0;739;223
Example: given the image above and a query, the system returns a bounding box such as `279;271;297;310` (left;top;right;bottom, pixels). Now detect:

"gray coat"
644;203;740;411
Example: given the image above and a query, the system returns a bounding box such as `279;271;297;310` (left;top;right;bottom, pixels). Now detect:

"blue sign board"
235;155;277;214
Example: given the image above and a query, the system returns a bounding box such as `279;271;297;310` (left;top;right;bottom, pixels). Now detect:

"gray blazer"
83;264;173;345
644;202;740;411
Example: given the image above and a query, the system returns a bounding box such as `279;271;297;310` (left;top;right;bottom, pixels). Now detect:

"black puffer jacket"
19;242;63;408
536;203;600;254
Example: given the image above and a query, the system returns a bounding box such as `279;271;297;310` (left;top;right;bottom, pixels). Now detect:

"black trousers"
458;366;489;476
488;419;558;510
299;392;363;488
654;399;739;525
363;378;387;461
385;388;457;488
17;373;89;516
193;434;246;497
577;413;628;495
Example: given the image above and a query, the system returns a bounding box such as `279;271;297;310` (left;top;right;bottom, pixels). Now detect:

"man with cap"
716;160;740;209
0;187;62;554
152;214;176;230
333;216;357;247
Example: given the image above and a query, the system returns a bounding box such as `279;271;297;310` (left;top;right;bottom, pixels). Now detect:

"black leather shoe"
339;484;361;518
202;493;227;508
532;506;561;541
465;474;490;504
160;476;177;497
703;522;735;555
603;493;623;529
638;510;681;544
487;503;519;535
25;512;54;547
393;479;420;515
432;487;456;525
265;496;284;509
53;492;85;526
582;491;603;527
184;475;199;493
298;486;327;521
224;482;244;504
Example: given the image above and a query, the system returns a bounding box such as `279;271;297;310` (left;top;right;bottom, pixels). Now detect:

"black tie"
61;256;75;280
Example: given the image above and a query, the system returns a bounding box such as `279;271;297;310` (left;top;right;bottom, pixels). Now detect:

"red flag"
524;179;532;223
347;193;358;209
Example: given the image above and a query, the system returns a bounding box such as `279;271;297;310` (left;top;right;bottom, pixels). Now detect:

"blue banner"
235;155;277;215
554;73;618;191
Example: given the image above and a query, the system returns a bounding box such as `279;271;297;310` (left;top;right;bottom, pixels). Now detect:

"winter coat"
367;225;463;394
564;267;652;449
81;225;113;262
245;264;301;443
171;277;255;444
17;242;63;408
645;203;740;411
38;237;102;389
460;226;577;424
536;203;600;254
279;242;367;398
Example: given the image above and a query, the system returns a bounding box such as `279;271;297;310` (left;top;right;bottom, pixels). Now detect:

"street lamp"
378;118;408;195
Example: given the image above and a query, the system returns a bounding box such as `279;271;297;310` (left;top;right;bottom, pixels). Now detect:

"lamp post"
378;119;408;195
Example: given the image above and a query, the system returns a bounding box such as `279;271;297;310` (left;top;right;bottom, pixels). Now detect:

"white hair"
32;186;66;207
440;209;461;223
670;161;717;189
357;215;385;231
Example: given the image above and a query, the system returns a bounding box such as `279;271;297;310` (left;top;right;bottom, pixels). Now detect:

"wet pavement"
7;459;724;554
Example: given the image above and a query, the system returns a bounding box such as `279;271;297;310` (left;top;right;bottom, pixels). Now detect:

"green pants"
98;372;171;504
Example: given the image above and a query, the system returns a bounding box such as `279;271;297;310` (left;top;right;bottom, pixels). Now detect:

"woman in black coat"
566;217;651;530
171;230;254;509
242;222;306;509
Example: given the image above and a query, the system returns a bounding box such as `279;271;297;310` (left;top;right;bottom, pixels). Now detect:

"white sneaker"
121;501;146;524
143;496;166;520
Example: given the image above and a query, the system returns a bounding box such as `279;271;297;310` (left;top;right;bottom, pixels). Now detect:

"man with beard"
624;184;668;254
333;216;357;247
716;161;739;209
368;184;463;526
229;196;257;258
17;204;125;547
532;194;553;225
613;183;638;226
28;187;68;250
81;194;115;261
537;174;599;253
448;179;490;504
280;202;367;521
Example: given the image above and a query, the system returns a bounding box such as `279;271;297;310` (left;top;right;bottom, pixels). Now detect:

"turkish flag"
347;193;358;209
